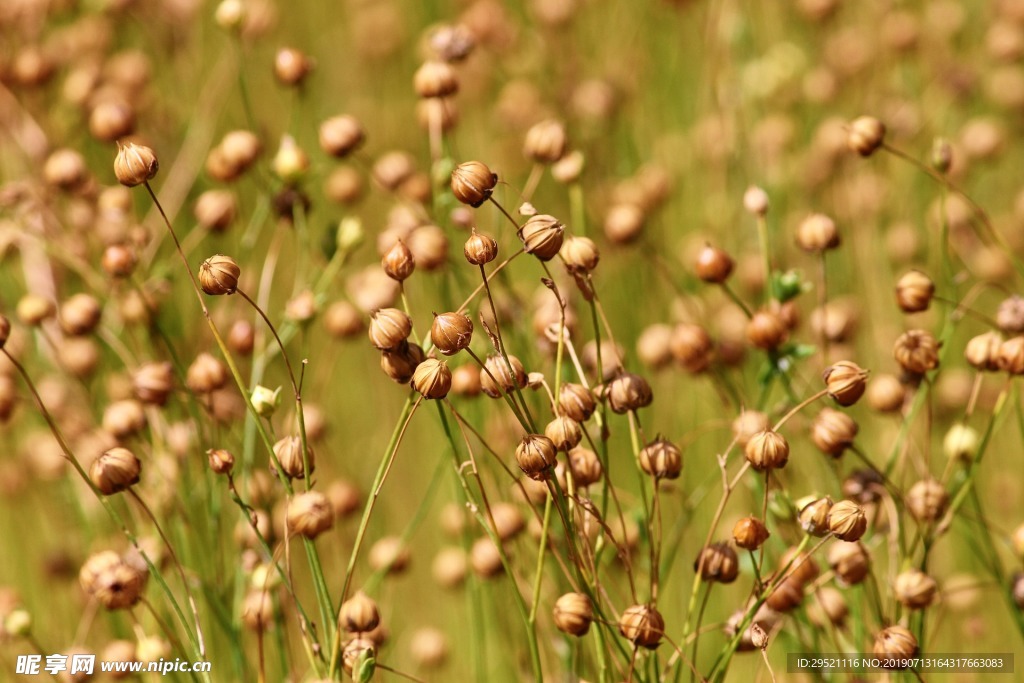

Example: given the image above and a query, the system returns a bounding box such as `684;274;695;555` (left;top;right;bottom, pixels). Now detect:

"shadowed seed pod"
746;309;788;350
102;400;146;438
274;47;313;86
412;358;452;399
560;235;600;272
733;517;770;550
114;142;158;187
199;254;241;295
414;60;459;98
544;416;582;451
874;626;918;668
553;592;593;636
965;331;1002;371
811;408;858;456
799;496;834;537
694;542;739;583
842;469;884;504
824;360;868;406
906;478;948;522
848;116;886;156
894;330;940;375
90;100;136;142
524;119;567;163
102;244;137;278
430;312;473;355
894;569;938;609
828;541;871;585
808;586;848;628
339;591;380;633
744;429;789;470
464;229;498;265
618;604;664;649
480;354;527;398
81;552;147;610
273;435;314;480
369;536;411;574
996;336;1024;374
695;244;734;283
207;448;234;475
567;447;602;487
229;320;256;355
286;491;334;539
558;383;596;422
781;546;820;584
828;500;868;541
765;573;805;612
515;434;557;480
133;362;174;406
669;323;713;373
451;161;497;207
796;213;839;252
318;115;365;158
382;240;415;282
519;214;565;261
895;270;935;312
90;447;141;494
368;308;412;351
606;371;653;414
638;438;682;479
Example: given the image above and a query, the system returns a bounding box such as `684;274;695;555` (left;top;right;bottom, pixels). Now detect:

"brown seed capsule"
553;592;593;636
997;296;1024;333
781;546;821;584
519;214;565;262
479;354;527;398
414;60;459;98
241;591;274;631
694;542;739;583
895;270;935;312
638;438;683;480
469;536;504;578
464;229;498;265
732;410;770;446
811;407;858;456
523;119;568;163
60;293;102;336
81;552;146;611
965;331;1003;371
101;399;145;439
746;309;788;350
407;225;448;271
796;213;839;252
765;573;805;612
450;363;482;396
114;142;158;187
488;502;525;541
451;161;497;208
606;371;653;414
558;383;596;422
808;586;848;628
430;312;473;355
339;591;380;633
274;47;313;86
89;100;136;142
906;478;947;522
744;430;789;470
515;434;557;480
368;308;413;351
318;115;365;158
412;358;452;399
133;362;174;406
733;517;770;550
44;148;88;190
829;543;870;587
551;150;584;184
272;435;314;480
997;336;1024;374
199;254;241;295
207;448;235;475
695;244;734;283
799;496;834;537
544;416;583;451
369;536;411;574
618;604;664;649
228;320;256;355
186;352;228;394
894;569;938;610
219;130;262;174
828;500;868;541
603;203;645;243
894;329;940;375
90;447;141;494
567;447;603;487
824;360;868;406
874;625;918;668
382;240;415;282
286;491;334;539
866;373;906;412
194;190;236;232
560;235;600;272
848;116;886;156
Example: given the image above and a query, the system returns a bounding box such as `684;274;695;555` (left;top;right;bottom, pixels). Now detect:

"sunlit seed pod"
743;185;770;216
412;358;452;400
544;416;582;452
894;329;940;375
519;214;565;261
895;270;935;313
638;438;682;480
194;190;237;232
133;362;174;406
339;591;380;633
523;119;568;163
515;434;557;481
199;254;241;295
479;354;527;398
943;424;979;461
553;592;593;636
603;203;645;244
369;536;411;574
848;116;886;156
113;142;158;187
274;47;313;86
413;60;459;98
89;99;136;142
470;536;504;578
746;309;788;350
318;115;365;158
90;447;141;495
894;569;938;610
695;244;734;283
368;308;412;351
207;448;235;475
827;500;868;542
823;360;868;406
464;229;498;265
59;293;102;336
606;371;653;414
865;373;906;412
795;213;839;252
617;604;664;649
430;312;473;355
451;161;497;208
996;336;1024;375
272;435;314;480
381;343;425;384
567;447;602;487
905;478;948;522
965;331;1003;371
798;496;834;537
381;239;415;282
732;516;770;550
560;235;600;272
744;429;789;471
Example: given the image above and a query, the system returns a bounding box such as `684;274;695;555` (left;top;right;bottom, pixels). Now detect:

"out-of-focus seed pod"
523;119;567;163
603;203;645;244
412;358;452;399
808;586;848;628
413;60;459;98
746;309;788;350
828;540;871;585
287;491;334;538
866;373;905;412
811;407;858;457
732;410;769;446
874;626;918;668
274;47;313;86
733;517;770;550
780;546;820;584
228;320;256;356
931;137;953;172
824;360;868;406
894;330;940;375
694;542;739;583
848;116;886;156
199;254;241;295
743;186;769;216
319;115;365;158
828;500;868;541
906;478;948;522
272;135;310;183
638;438;682;480
766;574;805;612
895;270;935;313
133;362;173;406
59;293;102;336
515;434;557;480
480;354;527;398
241;591;274;631
368;308;412;351
997;336;1024;375
469;536;503;578
567;447;602;487
207;448;235;475
553;592;593;636
451;161;497;208
102;244;137;279
965;331;1003;371
186;352;227;394
551;150;584;184
943;424;979;461
341;638;376;678
89;100;136;142
618;604;664;649
669;323;714;373
114;142;158;187
894;569;938;609
796;213;839;252
406;225;448;271
744;430;789;470
90;447;141;495
695;244;734;283
272;435;314;480
368;536;410;574
194;190;237;232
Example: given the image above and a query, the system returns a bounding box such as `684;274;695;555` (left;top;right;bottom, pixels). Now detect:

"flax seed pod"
430;312;473;355
44;148;88;191
515;434;557;480
733;517;770;550
828;500;868;541
694;542;739;583
480;354;527;398
544;416;582;451
414;60;458;98
369;536;411;574
965;331;1003;371
746;309;788;350
638;438;682;480
470;536;504;578
219;129;262;175
407;225;448;271
799;496;834;537
808;586;848;628
895;270;935;312
450;363;482;396
780;546;820;584
274;47;313;86
194;190;236;232
828;541;870;585
811;407;858;457
866;373;906;412
199;254;241;295
618;604;664;649
894;330;940;375
412;358;452;399
382;240;415;282
744;429;789;470
519;214;565;261
228;320;256;355
186;352;227;394
894;569;938;609
286;491;333;539
743;185;770;216
558;383;596;422
603;203;645;244
567;447;602;487
606;371;653;413
272;435;314;480
464;229;498;265
732;410;770;447
341;638;376;677
553;593;592;636
488;502;524;541
669;322;713;373
339;591;380;633
997;296;1024;333
89;100;136;142
90;447;141;494
906;478;947;522
765;573;805;612
59;294;102;336
207;448;234;475
796;213;839;252
319;115;365;158
368;308;412;351
133;362;173;406
451;161;497;208
996;336;1024;374
874;626;918;668
524;119;567;163
560;235;600;272
241;591;275;631
824;360;868;406
695;244;734;283
848;116;886;156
